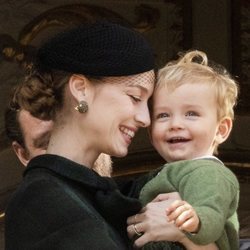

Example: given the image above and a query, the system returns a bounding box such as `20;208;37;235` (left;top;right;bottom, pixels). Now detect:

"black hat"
37;21;155;76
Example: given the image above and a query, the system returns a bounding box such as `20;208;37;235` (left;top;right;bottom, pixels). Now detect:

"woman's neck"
46;121;99;168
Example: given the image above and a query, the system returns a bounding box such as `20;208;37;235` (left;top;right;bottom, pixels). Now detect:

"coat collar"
24;154;117;191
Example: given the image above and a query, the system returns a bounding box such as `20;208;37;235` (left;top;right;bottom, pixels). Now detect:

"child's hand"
166;200;200;233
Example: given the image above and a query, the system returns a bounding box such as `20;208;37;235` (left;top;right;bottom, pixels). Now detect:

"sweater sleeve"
168;160;240;245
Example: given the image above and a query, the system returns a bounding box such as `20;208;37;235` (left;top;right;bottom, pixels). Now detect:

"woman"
5;21;217;249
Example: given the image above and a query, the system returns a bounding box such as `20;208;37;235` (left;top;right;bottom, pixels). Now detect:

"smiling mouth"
167;137;190;143
120;126;135;139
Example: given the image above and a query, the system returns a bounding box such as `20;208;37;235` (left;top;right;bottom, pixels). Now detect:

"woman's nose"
135;105;151;128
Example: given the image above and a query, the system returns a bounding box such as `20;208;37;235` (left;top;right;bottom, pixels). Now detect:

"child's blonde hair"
156;50;239;120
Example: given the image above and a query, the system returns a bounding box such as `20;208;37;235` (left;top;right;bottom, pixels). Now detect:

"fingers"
127;222;143;239
179;216;196;231
151;193;170;202
166;200;186;219
175;207;193;228
151;192;181;202
127;213;142;225
166;200;200;233
127;214;145;239
133;224;142;237
127;223;152;249
179;210;200;233
127;199;189;247
133;233;151;248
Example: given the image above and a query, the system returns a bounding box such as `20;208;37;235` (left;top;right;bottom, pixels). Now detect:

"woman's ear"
68;74;88;102
215;117;233;145
12;141;30;167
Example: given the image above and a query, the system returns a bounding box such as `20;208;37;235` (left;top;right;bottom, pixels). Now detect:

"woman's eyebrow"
128;84;150;93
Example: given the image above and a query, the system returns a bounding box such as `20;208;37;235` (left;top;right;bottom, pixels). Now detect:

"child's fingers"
166;200;185;215
179;214;200;233
177;209;200;233
179;217;196;231
175;208;193;227
167;200;200;233
167;202;190;222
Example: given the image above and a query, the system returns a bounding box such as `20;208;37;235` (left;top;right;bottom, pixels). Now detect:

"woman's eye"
130;95;141;102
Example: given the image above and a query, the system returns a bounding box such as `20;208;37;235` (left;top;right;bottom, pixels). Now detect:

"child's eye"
186;111;199;117
156;113;169;119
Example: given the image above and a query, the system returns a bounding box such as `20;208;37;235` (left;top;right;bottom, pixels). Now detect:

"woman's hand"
127;192;218;250
127;192;185;248
151;192;181;202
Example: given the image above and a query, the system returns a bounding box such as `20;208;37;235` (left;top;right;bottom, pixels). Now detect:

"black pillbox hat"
37;21;155;76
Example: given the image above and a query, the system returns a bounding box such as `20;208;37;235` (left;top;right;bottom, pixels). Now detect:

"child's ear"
215;117;233;145
12;141;30;167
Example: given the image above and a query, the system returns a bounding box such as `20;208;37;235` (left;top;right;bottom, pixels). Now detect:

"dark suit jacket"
5;154;141;250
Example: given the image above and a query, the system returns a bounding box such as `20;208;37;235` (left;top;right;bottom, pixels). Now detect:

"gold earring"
75;100;88;113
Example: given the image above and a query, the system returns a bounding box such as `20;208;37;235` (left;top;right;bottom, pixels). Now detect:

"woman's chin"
112;148;128;158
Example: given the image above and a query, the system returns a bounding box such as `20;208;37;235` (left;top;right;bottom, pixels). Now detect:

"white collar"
193;155;223;165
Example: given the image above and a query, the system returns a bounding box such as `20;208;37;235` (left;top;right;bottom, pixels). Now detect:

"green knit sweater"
139;158;240;250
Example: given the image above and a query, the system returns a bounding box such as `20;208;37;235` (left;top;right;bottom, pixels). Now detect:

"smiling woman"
4;21;156;250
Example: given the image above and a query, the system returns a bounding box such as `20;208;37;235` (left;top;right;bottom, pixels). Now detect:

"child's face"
151;83;227;162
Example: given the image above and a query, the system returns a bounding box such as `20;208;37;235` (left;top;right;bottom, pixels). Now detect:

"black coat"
5;154;142;250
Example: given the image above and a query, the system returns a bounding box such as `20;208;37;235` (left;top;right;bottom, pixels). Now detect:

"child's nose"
169;116;184;130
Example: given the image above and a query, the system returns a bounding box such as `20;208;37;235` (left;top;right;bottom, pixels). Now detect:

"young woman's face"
87;70;155;157
151;83;223;162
